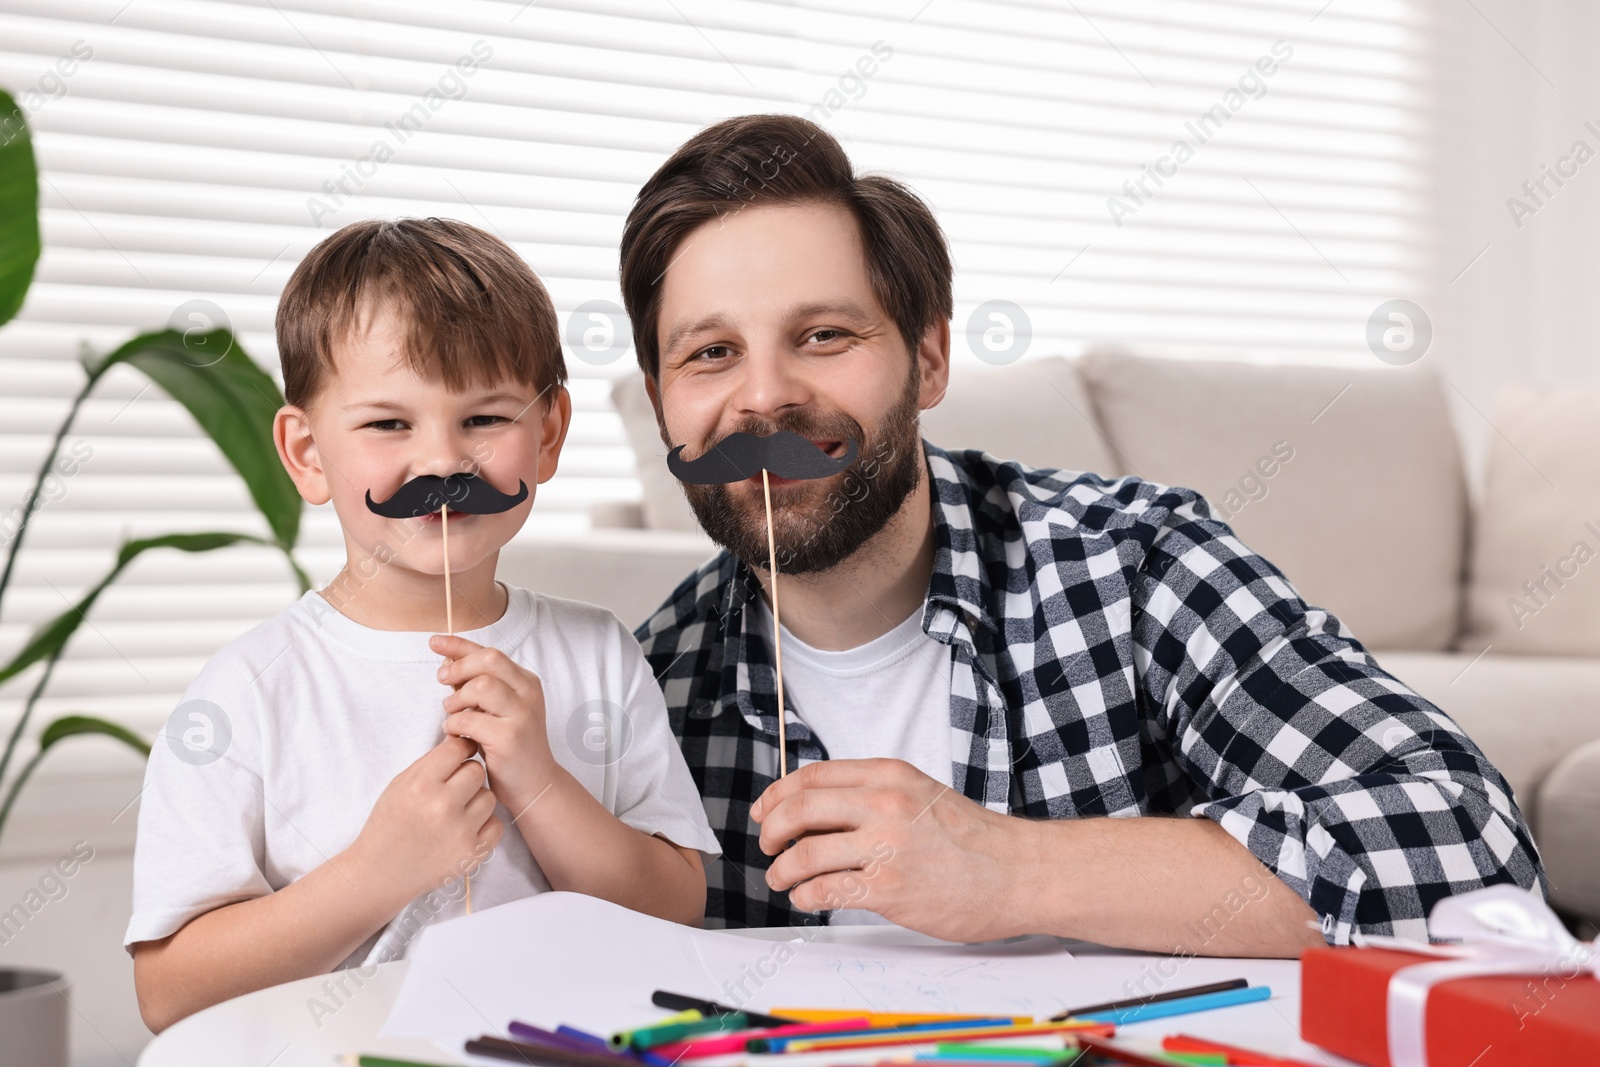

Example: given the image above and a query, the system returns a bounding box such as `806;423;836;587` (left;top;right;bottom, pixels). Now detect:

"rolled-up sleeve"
1130;497;1545;945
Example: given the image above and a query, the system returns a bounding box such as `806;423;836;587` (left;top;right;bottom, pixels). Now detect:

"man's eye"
806;329;845;344
693;345;732;362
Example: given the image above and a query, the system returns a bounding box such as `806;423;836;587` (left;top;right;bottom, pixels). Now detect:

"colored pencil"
652;989;798;1028
750;1017;1026;1053
1049;979;1249;1021
465;1035;643;1067
1078;985;1270;1025
773;1009;1033;1026
650;1016;873;1058
776;1020;1115;1055
1074;1034;1201;1067
1161;1034;1327;1067
337;1056;459;1067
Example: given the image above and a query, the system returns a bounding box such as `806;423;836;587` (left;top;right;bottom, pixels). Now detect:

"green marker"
1161;1054;1227;1066
932;1044;1077;1062
629;1011;750;1050
608;1010;704;1049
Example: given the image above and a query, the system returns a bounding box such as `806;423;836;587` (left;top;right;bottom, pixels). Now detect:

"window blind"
0;0;1429;810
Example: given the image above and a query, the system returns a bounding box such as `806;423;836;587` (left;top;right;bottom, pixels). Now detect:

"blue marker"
1080;984;1271;1025
555;1024;673;1066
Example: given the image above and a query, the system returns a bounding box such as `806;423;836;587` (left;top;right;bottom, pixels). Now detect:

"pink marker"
649;1016;874;1059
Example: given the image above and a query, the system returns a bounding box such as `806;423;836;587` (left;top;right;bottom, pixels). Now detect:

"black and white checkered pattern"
635;442;1545;941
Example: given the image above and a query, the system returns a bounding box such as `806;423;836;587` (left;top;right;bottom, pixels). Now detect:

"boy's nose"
410;423;481;478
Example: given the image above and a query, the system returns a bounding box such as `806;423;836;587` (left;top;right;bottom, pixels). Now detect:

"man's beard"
678;372;924;576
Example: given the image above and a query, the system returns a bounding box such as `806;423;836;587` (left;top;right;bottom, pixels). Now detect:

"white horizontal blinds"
793;0;1430;364
0;0;1433;764
0;0;803;750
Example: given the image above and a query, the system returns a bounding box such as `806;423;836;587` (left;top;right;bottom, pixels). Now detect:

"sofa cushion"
498;527;717;629
610;373;701;532
611;357;1117;531
1078;348;1467;651
1460;387;1600;657
919;356;1116;476
1537;738;1600;923
1373;651;1600;832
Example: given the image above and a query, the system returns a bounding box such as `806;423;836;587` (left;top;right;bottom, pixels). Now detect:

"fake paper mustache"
365;472;529;518
667;430;859;485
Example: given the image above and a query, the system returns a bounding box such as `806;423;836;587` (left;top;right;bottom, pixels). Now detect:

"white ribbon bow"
1354;885;1597;1067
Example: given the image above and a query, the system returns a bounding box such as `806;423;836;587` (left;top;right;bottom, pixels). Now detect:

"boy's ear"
533;385;574;486
273;404;331;505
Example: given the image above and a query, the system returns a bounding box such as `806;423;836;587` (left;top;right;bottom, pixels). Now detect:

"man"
622;114;1543;955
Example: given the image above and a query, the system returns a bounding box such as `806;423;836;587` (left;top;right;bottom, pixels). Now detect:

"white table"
138;925;1354;1067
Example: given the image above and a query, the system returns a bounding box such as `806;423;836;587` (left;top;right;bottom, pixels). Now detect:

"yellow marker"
782;1020;1104;1054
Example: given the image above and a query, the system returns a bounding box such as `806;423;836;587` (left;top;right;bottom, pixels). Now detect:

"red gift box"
1300;944;1600;1067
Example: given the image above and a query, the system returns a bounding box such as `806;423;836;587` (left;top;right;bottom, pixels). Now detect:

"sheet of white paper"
378;891;1086;1054
380;889;1305;1062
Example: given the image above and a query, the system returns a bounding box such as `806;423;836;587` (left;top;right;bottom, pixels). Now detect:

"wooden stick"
761;469;786;779
442;503;472;915
442;502;453;635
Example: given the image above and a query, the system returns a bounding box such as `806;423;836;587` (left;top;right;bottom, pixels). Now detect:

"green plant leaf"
0;89;41;327
0;715;149;840
38;714;150;757
0;531;269;687
99;329;302;550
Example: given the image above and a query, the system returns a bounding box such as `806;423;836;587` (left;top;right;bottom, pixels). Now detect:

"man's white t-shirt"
123;582;720;968
752;596;954;925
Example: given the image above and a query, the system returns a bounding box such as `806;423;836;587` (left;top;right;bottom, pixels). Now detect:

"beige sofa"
497;350;1600;930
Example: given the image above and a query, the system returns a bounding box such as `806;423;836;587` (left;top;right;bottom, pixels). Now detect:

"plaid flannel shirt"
635;441;1544;942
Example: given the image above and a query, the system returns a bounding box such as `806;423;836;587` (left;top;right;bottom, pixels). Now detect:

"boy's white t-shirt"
123;582;720;969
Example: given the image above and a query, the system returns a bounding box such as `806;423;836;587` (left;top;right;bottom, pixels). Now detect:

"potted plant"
0;89;307;1064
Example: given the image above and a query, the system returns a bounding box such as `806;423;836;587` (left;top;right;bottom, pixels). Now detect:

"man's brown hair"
619;114;953;380
275;217;565;410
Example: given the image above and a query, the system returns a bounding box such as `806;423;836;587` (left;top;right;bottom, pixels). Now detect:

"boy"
123;218;719;1033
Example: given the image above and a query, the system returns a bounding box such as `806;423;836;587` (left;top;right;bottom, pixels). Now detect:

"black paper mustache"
365;472;529;518
667;430;859;485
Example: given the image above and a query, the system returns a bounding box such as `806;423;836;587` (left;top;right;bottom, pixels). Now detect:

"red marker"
1162;1034;1327;1067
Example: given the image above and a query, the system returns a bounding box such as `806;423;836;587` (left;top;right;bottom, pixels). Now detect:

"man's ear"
533;385;574;485
917;318;952;410
273;404;330;505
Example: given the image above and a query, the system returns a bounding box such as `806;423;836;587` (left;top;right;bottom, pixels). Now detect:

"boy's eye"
466;415;508;427
366;419;404;431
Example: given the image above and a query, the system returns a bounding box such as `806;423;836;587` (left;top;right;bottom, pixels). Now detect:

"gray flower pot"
0;968;68;1067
